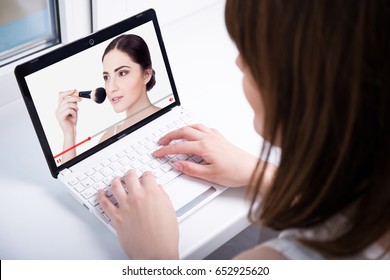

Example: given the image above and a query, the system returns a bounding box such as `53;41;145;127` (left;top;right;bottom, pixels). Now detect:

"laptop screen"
15;9;179;177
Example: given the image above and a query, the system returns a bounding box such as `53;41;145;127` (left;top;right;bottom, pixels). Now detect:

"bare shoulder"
234;246;287;260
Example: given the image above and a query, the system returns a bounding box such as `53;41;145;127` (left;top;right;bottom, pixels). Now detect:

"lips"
111;96;123;104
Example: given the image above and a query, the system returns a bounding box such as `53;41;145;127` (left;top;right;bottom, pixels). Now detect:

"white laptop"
14;9;226;234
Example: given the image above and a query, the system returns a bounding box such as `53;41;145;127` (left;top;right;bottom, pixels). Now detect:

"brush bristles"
92;87;106;104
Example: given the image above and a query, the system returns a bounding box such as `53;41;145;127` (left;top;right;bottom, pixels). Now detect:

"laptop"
14;9;226;234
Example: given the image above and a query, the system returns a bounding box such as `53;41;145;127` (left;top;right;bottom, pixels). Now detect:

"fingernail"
126;169;136;176
173;162;182;172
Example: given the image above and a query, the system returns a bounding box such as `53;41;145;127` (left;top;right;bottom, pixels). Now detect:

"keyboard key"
136;146;149;156
124;146;134;154
101;167;113;177
60;169;72;176
168;157;179;165
93;164;103;171
68;178;79;186
148;159;161;169
109;195;118;206
103;213;111;222
116;151;126;158
113;169;125;177
167;122;175;129
160;163;173;173
177;154;189;161
146;134;154;140
120;165;132;174
157;156;169;164
174;119;184;126
85;168;95;176
109;155;118;162
153;131;163;138
160;126;169;133
167;154;177;159
145;141;158;150
139;165;152;173
139;154;152;164
131;142;142;150
89;194;99;206
95;204;104;214
127;150;139;161
104;187;113;197
82;177;94;188
135;169;143;178
109;162;121;171
91;172;104;182
119;156;131;166
191;155;203;163
139;137;149;145
187;157;196;163
93;182;106;191
103;176;114;186
101;159;111;167
157;169;182;186
77;173;87;181
130;159;142;169
73;183;85;193
152;168;164;178
81;188;96;199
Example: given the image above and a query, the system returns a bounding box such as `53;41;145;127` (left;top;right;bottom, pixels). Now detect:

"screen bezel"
14;9;180;178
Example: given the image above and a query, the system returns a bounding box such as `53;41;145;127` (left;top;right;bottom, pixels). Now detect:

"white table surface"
0;2;267;259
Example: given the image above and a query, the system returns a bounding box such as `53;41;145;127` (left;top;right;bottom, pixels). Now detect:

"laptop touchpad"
163;175;217;218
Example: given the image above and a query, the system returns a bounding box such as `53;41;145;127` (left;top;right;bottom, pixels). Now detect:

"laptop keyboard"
65;111;202;224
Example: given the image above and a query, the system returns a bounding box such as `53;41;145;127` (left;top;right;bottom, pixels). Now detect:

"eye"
103;74;109;81
119;70;128;77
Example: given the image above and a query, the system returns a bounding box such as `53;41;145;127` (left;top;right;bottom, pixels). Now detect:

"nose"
106;77;118;94
236;54;245;73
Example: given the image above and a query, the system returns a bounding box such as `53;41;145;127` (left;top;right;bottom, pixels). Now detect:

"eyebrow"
103;65;131;75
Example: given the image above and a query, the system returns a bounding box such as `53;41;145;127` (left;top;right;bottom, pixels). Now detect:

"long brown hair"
225;0;390;257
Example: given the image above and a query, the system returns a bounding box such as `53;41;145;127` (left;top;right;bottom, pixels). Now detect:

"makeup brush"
72;87;106;104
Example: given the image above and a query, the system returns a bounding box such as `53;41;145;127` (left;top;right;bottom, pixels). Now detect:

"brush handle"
78;91;91;98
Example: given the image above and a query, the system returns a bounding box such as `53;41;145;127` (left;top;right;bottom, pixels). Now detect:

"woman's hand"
153;124;259;187
98;170;179;260
55;90;81;135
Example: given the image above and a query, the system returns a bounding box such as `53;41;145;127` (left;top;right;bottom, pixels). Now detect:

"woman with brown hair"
56;34;158;163
98;0;390;259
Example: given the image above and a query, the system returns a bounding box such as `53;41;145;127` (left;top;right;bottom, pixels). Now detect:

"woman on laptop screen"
98;0;390;260
56;34;159;163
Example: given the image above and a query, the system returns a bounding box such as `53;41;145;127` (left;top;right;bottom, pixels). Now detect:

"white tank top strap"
114;124;120;135
259;236;325;259
257;214;389;259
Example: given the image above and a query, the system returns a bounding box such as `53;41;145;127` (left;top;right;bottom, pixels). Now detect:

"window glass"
0;0;60;66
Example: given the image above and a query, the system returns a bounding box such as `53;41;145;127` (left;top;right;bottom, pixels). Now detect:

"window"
0;0;60;66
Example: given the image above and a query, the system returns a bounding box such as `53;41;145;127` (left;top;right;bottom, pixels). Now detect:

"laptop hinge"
59;168;72;176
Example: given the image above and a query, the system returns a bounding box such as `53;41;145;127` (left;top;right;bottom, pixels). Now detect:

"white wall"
92;0;222;31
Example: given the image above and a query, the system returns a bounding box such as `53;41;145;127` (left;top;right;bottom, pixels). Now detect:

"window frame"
0;0;61;67
0;0;91;74
0;0;92;106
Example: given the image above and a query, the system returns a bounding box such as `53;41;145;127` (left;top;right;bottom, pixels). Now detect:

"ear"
143;68;153;85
